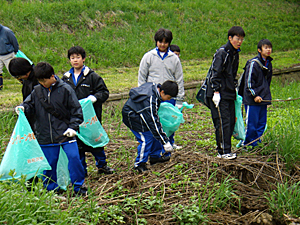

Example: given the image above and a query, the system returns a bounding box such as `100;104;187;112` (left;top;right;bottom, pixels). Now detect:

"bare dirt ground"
82;102;300;225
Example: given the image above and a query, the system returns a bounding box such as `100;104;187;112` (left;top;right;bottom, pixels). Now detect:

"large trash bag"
76;98;109;148
233;95;245;140
56;147;70;190
15;50;33;65
0;110;51;181
158;102;185;137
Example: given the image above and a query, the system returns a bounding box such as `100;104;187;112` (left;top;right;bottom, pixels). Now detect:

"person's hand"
63;128;77;137
175;101;183;109
163;142;174;153
212;92;221;108
15;106;24;115
254;96;262;103
87;95;97;103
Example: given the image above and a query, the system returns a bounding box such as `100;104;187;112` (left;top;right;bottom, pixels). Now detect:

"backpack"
237;58;266;97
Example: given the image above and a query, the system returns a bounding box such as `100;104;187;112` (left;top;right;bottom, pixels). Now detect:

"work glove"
212;92;221;108
163;142;174;153
63;128;77;137
175;100;183;110
15;106;24;115
86;95;97;103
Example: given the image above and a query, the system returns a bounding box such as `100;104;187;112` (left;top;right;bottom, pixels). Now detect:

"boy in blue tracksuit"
122;81;178;173
242;39;273;148
15;62;87;195
62;46;115;176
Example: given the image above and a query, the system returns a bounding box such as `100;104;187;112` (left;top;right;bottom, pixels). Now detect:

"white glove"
63;128;77;137
86;95;97;103
163;142;174;153
175;101;183;109
212;92;221;108
15;106;24;115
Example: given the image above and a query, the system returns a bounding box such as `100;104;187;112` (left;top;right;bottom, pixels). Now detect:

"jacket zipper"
47;90;54;143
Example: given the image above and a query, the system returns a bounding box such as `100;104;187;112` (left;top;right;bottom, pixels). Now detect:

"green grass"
0;0;299;72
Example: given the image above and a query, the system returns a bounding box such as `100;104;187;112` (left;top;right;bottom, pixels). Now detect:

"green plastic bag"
232;95;245;140
56;147;70;190
76;98;109;148
180;102;194;112
15;50;33;65
0;110;51;181
158;102;185;137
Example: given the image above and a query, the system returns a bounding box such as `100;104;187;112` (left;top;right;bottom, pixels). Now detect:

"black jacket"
243;54;273;105
122;82;169;145
22;78;83;145
62;66;109;123
22;68;39;101
207;41;240;100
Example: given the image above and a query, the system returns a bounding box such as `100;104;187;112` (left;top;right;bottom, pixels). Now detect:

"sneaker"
133;163;148;173
217;153;237;160
149;155;171;165
98;164;115;174
74;186;88;197
173;144;182;150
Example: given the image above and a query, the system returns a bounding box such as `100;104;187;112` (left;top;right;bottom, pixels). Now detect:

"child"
0;24;19;90
15;62;87;195
62;46;115;176
170;44;180;58
206;26;245;160
242;39;273;149
9;58;38;129
138;28;185;155
122;81;178;173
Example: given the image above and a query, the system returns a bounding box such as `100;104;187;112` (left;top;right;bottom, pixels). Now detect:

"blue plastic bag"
76;98;109;148
0;110;51;181
232;95;245;140
158;102;185;137
15;50;33;65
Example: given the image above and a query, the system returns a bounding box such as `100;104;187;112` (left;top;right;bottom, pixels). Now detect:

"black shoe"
149;155;170;165
74;186;88;197
98;164;115;174
133;163;148;173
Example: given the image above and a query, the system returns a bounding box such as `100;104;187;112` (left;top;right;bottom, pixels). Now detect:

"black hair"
9;58;32;77
67;46;86;59
160;80;178;97
257;39;272;51
154;28;173;45
228;26;245;38
34;62;54;80
170;44;180;52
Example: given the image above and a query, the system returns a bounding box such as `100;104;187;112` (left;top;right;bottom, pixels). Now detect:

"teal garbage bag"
158;102;185;137
180;102;194;112
76;98;109;148
56;147;70;190
233;95;245;140
15;50;33;65
0;110;51;181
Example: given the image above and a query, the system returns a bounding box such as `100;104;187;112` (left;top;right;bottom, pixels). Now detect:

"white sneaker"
173;144;182;150
217;153;237;160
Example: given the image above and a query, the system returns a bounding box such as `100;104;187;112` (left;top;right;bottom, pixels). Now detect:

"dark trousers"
0;74;2;89
209;98;235;154
77;139;107;174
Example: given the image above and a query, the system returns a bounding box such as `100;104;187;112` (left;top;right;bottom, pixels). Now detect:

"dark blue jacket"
22;77;83;145
122;82;169;145
243;53;273;105
0;24;19;55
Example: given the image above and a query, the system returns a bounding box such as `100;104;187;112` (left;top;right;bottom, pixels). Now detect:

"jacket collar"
63;66;90;78
224;40;240;54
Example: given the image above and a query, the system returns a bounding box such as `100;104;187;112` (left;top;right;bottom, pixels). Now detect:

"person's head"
9;58;33;80
170;44;180;57
67;46;86;70
257;39;272;59
154;28;173;53
34;62;56;88
159;80;178;101
228;26;245;50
